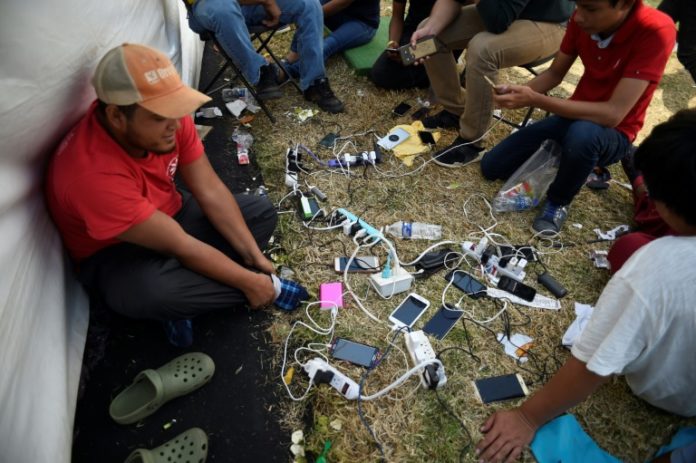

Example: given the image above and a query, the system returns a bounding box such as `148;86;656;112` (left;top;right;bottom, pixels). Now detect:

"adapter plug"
303;358;359;400
404;330;446;389
370;266;413;298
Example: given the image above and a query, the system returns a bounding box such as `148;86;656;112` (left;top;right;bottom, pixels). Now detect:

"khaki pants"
422;5;566;141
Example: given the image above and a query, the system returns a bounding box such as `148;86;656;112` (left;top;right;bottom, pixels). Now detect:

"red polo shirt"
560;1;676;141
45;101;204;261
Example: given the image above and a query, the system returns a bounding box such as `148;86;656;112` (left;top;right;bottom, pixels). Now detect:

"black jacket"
472;0;574;34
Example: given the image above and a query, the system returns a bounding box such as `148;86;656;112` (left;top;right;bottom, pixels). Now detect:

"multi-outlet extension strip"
461;237;527;284
404;330;446;389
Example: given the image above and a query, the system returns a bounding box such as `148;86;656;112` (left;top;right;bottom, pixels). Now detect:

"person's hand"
261;0;281;28
386;40;401;62
242;272;276;310
492;84;538;110
409;28;435;66
250;253;275;275
476;408;537;463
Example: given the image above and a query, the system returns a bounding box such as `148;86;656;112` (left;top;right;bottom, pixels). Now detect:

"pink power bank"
320;282;344;309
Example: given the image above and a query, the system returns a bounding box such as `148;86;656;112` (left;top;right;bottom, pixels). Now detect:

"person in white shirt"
475;108;696;463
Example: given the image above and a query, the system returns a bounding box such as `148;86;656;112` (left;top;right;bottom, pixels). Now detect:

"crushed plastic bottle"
385;221;442;240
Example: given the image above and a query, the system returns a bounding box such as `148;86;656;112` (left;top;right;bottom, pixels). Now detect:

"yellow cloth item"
390;121;440;166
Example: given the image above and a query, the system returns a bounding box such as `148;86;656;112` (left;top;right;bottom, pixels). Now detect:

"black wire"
357;326;409;462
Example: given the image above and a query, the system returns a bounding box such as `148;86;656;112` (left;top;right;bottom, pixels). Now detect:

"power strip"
461;239;527;284
404;330;446;389
303;358;359;400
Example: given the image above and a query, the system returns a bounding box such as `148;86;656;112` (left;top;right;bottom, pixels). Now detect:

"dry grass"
231;10;696;462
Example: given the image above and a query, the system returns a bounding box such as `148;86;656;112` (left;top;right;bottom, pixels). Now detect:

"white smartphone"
334;256;381;273
388;293;430;329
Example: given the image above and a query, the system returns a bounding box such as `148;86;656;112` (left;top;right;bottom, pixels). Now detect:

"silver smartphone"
388;293;430;329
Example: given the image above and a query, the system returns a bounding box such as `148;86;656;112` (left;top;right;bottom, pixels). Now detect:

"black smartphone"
497;276;537;302
412;107;430;120
318;132;339;149
414;248;456;273
423;306;464;340
444;270;487;299
418;131;436;145
334;256;381;273
498;245;537;262
392;102;412;117
330;337;380;368
473;374;529;404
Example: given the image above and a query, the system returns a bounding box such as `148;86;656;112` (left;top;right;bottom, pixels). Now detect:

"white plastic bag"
493;139;562;213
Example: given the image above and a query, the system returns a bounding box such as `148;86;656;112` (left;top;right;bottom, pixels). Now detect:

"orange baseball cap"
92;43;211;119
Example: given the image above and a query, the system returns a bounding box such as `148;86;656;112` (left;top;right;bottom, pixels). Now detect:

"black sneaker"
255;64;282;100
304;78;344;113
532;201;569;236
432;136;483;168
585;166;611;190
423;109;460;130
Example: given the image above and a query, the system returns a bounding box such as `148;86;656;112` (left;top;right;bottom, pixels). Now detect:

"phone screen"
474;374;527;404
423;306;463;340
392;102;412;116
390;295;428;327
331;338;379;368
497;276;536;302
444;270;487;299
337;256;379;272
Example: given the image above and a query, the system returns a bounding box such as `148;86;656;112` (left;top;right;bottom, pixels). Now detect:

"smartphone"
388;293;430;329
334;256;381;273
498;245;537;262
423;306;464;340
418;131;436;145
392;102;412;117
473;374;529;404
444;270;487;299
412;107;430;120
330;337;380;368
318;132;339;149
497;276;536;302
399;36;440;65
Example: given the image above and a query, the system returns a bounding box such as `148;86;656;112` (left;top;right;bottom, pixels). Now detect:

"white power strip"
404;330;446;389
303;358;360;400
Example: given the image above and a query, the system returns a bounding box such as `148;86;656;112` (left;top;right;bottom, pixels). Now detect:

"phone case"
399;37;440;65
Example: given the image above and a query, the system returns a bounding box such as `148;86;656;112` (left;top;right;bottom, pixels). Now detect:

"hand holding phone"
400;36;441;66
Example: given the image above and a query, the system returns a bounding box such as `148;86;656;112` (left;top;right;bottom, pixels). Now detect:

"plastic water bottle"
385;221;442;240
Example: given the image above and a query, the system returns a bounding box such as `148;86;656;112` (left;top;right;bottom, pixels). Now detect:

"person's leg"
189;0;267;85
323;17;377;59
78;193;277;321
480;115;573;180
245;0;326;90
460;20;567;140
607;232;657;274
422;5;487;118
676;1;696;83
546;121;630;206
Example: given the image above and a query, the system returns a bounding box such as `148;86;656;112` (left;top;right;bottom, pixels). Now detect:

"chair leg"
252;30;303;94
202;61;231;94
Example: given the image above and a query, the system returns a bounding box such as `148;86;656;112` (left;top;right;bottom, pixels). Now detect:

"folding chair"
493;54;555;130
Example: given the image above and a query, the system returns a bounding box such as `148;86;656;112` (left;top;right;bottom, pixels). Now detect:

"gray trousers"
78;191;277;321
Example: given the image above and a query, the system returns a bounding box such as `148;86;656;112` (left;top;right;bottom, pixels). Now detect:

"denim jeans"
480;116;631;206
187;0;325;90
285;0;377;79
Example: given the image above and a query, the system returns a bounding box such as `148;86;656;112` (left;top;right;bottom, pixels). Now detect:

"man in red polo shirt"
46;44;279;334
480;0;676;235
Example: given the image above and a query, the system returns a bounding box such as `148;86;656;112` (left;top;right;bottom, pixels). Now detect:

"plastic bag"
493;139;561;213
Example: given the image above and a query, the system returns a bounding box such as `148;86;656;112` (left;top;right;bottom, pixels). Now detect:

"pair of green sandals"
109;352;216;463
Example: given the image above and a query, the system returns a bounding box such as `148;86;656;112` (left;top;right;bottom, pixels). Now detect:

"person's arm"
476;356;609;463
117;210;275;309
322;0;355;17
411;0;462;43
493;48;650;128
179;153;275;276
239;0;280;27
388;1;407;46
476;0;531;34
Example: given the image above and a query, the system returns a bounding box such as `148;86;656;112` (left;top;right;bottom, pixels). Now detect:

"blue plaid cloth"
163;319;193;347
274;278;309;312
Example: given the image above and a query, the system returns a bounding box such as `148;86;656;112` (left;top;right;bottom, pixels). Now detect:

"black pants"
660;0;696;83
78;191;278;321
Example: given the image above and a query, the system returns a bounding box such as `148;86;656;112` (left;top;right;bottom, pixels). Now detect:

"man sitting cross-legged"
46;44;285;342
480;0;676;235
186;0;344;113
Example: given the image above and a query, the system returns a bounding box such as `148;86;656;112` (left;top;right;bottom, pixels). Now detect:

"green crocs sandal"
124;427;208;463
110;353;215;425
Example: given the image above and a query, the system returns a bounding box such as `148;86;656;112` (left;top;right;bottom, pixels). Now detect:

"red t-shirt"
560;1;676;141
45;101;204;261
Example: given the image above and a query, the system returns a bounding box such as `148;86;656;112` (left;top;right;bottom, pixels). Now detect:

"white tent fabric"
0;2;202;462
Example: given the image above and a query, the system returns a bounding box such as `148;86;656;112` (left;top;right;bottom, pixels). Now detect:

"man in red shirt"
46;44;278;328
480;0;676;235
